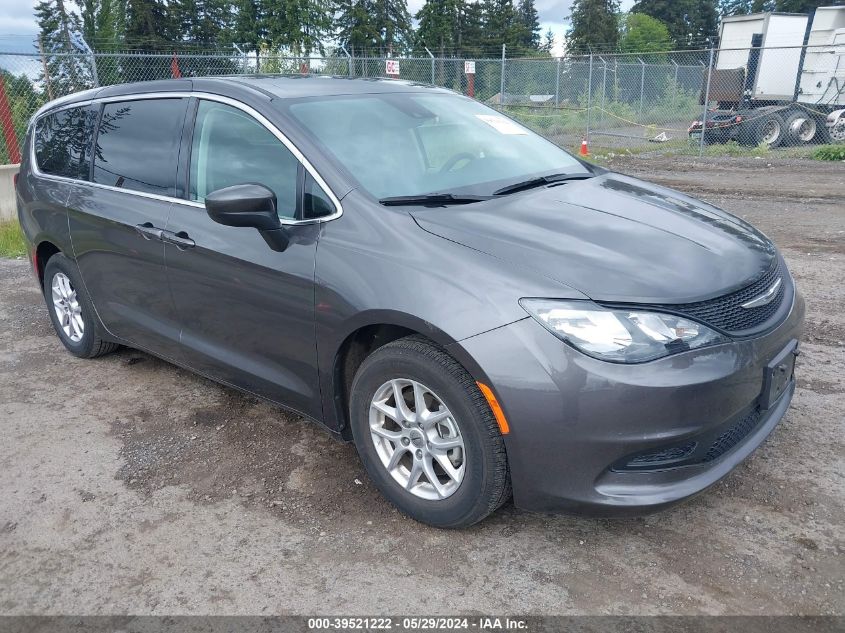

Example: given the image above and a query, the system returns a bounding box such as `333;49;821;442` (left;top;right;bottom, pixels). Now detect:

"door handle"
135;222;165;241
161;230;196;250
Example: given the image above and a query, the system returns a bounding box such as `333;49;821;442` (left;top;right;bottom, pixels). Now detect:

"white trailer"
693;6;845;146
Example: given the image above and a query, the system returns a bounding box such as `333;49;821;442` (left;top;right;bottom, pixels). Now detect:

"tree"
124;0;174;49
231;0;267;54
371;0;414;54
79;0;124;49
458;0;486;55
264;0;334;54
566;0;620;54
516;0;541;51
719;0;773;14
539;28;554;54
618;13;672;52
631;0;718;49
336;0;378;56
482;0;519;49
415;0;459;54
169;0;231;44
775;0;844;11
35;0;92;95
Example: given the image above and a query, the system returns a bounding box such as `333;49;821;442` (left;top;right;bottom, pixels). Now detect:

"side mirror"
204;183;290;252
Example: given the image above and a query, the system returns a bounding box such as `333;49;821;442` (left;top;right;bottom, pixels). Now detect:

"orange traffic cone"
579;139;589;156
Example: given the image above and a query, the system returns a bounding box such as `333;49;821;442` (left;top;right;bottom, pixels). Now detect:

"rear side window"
34;105;98;180
93;98;188;196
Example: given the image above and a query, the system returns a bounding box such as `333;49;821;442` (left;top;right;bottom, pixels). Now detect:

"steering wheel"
439;152;476;174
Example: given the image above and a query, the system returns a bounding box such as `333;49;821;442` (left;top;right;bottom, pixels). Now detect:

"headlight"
520;299;728;363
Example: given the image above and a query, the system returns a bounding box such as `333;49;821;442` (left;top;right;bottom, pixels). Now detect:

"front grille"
653;259;786;334
703;406;763;462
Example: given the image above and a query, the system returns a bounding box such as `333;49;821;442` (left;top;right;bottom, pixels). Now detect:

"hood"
411;173;776;304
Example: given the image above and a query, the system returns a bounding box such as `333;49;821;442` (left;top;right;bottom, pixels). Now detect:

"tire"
349;335;511;528
744;112;786;148
783;110;818;146
43;253;119;359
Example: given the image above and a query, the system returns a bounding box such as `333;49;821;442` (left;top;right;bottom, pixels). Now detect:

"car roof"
34;75;453;119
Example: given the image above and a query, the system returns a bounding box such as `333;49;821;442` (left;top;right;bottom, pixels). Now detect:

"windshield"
285;92;589;200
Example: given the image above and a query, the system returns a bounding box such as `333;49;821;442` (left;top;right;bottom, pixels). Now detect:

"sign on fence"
385;60;400;76
464;61;476;75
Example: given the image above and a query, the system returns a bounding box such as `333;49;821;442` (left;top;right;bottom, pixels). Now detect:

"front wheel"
349;336;511;528
43;253;119;359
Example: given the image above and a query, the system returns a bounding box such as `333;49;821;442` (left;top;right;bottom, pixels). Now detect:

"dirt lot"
0;156;843;616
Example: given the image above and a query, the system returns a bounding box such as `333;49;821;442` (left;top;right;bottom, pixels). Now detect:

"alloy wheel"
51;272;84;343
369;378;465;500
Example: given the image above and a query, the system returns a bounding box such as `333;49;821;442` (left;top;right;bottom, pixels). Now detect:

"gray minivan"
16;76;804;527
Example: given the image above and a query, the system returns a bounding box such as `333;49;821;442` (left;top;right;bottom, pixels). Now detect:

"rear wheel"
741;112;786;148
349;336;511;528
43;254;119;359
784;110;818;145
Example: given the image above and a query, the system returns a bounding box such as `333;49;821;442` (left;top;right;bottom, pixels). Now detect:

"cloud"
0;0;38;36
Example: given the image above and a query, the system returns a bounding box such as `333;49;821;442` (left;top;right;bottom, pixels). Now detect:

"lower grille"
626;442;698;468
616;406;765;473
703;406;763;462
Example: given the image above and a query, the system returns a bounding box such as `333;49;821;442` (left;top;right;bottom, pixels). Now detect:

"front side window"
93;98;187;196
34;105;98;180
286;92;589;200
190;100;305;219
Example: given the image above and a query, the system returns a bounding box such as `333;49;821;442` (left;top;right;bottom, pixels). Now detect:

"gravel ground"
0;156;843;616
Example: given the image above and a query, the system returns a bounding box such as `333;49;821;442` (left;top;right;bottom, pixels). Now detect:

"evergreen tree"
630;0;718;49
335;0;378;57
539;27;554;54
371;0;414;54
458;0;486;55
415;0;459;54
482;0;519;50
516;0;541;50
35;0;92;94
265;0;333;54
125;0;174;49
231;0;267;53
566;0;620;54
79;0;124;49
170;0;230;44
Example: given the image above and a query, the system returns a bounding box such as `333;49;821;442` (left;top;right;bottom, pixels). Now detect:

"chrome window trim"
29;91;343;224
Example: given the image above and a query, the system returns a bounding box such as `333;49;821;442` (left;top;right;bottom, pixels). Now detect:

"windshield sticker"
475;114;529;135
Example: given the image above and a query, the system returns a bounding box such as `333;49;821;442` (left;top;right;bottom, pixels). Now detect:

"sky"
0;0;636;56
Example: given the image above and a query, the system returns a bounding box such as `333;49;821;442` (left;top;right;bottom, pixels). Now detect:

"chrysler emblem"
741;278;782;309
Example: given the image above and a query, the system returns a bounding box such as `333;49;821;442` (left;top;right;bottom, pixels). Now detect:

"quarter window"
93;98;187;196
34;105;98;180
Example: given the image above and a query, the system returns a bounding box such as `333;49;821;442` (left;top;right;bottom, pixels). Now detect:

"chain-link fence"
1;42;843;166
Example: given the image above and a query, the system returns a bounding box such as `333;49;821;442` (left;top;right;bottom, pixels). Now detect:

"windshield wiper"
378;193;491;207
493;172;595;196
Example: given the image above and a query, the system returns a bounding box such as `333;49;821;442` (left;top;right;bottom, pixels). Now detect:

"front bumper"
451;290;805;516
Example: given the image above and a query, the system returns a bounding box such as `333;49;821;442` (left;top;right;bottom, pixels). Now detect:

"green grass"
0;221;27;259
812;144;845;161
